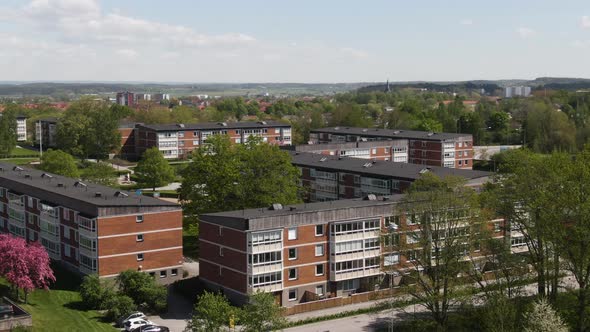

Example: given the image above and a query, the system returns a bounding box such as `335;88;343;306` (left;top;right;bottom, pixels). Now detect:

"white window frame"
315;244;325;256
136;234;144;242
315;264;324;276
137;253;144;261
136;215;144;223
288;268;298;280
288;289;297;301
315;224;324;236
288;248;297;260
288;227;297;240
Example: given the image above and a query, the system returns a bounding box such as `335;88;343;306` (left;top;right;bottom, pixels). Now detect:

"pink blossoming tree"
0;234;56;303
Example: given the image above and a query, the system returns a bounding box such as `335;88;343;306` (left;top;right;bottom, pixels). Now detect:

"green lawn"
0;158;40;165
11;147;40;157
1;264;116;332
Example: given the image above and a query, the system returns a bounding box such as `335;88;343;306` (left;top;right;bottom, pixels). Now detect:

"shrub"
116;270;168;314
104;295;136;322
79;274;107;310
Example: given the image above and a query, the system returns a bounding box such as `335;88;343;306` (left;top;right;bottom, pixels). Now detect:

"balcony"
331;267;381;282
331;248;380;263
249;242;282;254
77;216;96;237
248;262;282;275
79;246;97;259
332;230;380;243
248;282;283;293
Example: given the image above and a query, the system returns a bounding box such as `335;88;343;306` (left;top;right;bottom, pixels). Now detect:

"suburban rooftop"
311;126;472;141
289;151;491;181
0;162;179;216
136;120;291;132
201;194;404;221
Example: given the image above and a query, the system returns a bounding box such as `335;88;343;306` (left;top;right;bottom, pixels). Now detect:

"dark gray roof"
311;127;472;141
0;162;179;217
290;151;491;181
137;121;290;132
200;195;404;230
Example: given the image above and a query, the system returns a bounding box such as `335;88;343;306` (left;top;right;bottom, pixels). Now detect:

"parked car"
131;325;170;332
117;312;146;327
125;319;154;332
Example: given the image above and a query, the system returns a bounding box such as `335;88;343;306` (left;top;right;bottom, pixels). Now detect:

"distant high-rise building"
504;86;531;98
116;92;135;106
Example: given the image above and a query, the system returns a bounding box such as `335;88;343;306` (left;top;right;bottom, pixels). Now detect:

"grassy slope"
0;264;116;332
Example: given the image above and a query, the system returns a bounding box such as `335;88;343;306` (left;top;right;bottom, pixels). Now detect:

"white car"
125;319;154;332
118;312;146;327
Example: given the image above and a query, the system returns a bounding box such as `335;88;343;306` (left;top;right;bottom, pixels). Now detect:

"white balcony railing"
331;267;381;282
249;242;282;254
249;262;282;275
249;282;283;293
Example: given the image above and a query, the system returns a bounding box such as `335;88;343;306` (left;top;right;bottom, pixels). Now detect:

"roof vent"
393;130;400;134
13;166;23;172
427;132;434;137
269;203;283;211
218;122;228;127
382;196;391;201
74;181;87;188
320;157;327;162
177;123;185;128
24;174;32;179
364;194;377;201
334;127;340;130
289;207;296;211
363;162;373;168
258;121;267;125
57;183;64;188
419;168;431;174
41;173;53;179
362;129;368;132
95;192;102;198
114;191;129;198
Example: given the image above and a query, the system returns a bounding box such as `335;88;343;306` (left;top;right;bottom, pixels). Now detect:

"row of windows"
251;230;282;245
250;271;282;287
287;264;324;280
332;257;380;274
249;251;282;265
332;219;380;234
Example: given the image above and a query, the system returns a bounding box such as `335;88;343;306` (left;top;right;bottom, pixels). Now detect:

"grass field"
0;264;116;332
10;147;40;157
0;158;40;165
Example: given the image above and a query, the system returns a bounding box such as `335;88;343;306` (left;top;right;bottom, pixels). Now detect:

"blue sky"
0;0;589;82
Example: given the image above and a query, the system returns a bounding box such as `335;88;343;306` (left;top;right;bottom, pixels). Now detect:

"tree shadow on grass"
48;263;83;292
63;300;87;311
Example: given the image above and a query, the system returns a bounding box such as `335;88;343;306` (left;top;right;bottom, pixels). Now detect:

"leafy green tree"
523;298;568;332
116;270;167;313
55;99;127;159
134;147;175;191
79;274;107;309
413;116;443;132
104;295;136;322
385;173;484;329
39;149;80;178
525;101;576;153
480;294;519;332
185;292;234;332
0;106;17;156
239;292;285;332
80;162;117;186
180;135;301;216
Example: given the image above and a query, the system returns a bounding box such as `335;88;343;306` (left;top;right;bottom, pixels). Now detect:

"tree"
0;234;55;303
480;294;519;332
180;135;301;216
104;295;136;322
0;106;17;156
239;292;285;332
134;147;175;191
80;162;117;186
80;274;113;310
55;99;128;159
522;298;568;332
185;292;234;332
116;270;167;313
383;173;484;329
38;149;80;178
488;149;563;299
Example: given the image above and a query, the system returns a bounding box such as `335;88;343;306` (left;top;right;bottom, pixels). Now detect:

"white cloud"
572;40;590;48
116;49;138;59
460;19;473;25
517;27;536;39
339;47;369;58
582;16;590;28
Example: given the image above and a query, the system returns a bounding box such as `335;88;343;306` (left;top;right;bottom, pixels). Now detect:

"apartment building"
135;121;292;159
310;127;473;169
199;196;506;307
116;92;135;106
0;162;183;283
16;115;27;142
35;118;58;148
283;140;409;163
290;152;491;202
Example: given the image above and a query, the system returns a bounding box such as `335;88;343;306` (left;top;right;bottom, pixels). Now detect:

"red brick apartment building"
134;121;292;159
0;162;183;283
199;197;506;308
310;127;474;169
283;140;409;163
290;152;491;202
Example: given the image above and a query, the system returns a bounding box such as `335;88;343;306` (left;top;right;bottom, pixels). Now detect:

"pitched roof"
0;162;179;216
137;121;290;132
311;127;471;141
289;151;491;181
